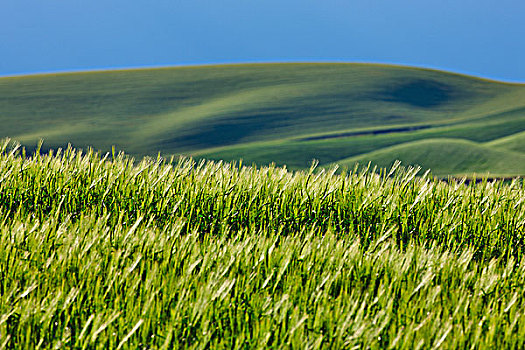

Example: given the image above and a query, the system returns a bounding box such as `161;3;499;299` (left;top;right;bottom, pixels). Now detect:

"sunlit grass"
1;138;525;348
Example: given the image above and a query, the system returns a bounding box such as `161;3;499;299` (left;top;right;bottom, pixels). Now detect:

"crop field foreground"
2;139;525;349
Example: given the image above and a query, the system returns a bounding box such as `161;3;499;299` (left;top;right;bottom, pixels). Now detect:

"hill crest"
1;63;525;175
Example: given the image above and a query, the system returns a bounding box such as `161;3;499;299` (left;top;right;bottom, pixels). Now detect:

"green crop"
1;138;525;349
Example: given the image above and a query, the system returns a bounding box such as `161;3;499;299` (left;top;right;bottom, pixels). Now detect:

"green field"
2;140;525;348
2;63;525;176
3;63;525;348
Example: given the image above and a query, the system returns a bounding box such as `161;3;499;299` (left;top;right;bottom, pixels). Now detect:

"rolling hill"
336;139;525;177
1;63;525;175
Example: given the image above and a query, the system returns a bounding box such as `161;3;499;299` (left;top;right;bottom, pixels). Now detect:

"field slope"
336;139;525;177
1;63;525;175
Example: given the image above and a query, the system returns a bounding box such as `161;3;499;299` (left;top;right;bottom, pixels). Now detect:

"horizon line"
1;60;524;85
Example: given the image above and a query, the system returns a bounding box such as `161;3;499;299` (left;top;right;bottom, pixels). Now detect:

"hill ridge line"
1;62;524;86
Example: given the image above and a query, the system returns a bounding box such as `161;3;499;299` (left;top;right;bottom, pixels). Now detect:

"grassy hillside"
1;63;525;175
336;139;525;177
487;130;525;153
3;141;525;348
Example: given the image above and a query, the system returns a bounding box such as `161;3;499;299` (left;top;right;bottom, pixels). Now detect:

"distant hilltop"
1;63;525;176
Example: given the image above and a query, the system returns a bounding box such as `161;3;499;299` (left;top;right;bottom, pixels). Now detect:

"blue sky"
2;0;524;81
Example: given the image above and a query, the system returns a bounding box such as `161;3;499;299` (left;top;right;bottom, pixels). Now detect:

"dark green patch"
377;79;456;108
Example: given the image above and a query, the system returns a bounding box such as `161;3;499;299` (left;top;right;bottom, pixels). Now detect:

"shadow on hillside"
375;79;456;108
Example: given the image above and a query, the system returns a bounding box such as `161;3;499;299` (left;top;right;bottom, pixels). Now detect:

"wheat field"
1;139;525;348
